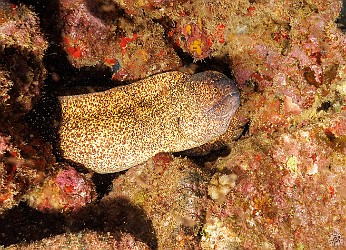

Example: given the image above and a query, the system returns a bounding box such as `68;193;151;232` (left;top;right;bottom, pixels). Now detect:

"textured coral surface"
1;0;346;249
102;156;209;249
0;1;47;116
7;230;150;249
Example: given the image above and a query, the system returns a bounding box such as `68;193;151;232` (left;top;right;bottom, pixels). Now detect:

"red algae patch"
26;165;96;213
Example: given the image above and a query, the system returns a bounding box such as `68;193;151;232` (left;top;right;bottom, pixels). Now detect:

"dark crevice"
0;203;66;247
0;199;158;249
336;1;346;33
175;145;231;169
86;0;132;26
237;121;250;140
317;101;332;112
92;172;123;198
194;56;234;79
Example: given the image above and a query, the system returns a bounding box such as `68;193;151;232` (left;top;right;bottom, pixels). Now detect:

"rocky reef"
0;1;52;214
0;0;345;249
6;230;151;249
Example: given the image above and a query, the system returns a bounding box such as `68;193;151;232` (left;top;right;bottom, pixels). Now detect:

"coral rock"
6;230;150;250
26;165;97;213
59;0;181;81
0;1;47;116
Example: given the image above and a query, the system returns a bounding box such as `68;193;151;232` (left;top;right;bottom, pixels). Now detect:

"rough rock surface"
6;230;150;250
1;0;346;249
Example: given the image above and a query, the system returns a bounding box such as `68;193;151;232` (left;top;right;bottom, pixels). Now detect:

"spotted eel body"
58;71;240;173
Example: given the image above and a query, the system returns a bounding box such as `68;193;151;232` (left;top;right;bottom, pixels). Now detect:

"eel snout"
207;92;240;119
202;71;240;119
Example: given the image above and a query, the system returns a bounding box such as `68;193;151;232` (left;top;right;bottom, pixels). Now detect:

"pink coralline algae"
203;130;345;249
201;62;346;248
27;165;96;213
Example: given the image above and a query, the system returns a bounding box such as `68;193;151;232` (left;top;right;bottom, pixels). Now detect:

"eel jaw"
206;91;240;119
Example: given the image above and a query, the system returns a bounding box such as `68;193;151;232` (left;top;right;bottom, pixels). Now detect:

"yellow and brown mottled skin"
58;71;240;173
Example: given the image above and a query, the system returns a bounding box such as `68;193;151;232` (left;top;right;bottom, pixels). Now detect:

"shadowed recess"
66;197;158;249
0;203;65;246
0;198;158;249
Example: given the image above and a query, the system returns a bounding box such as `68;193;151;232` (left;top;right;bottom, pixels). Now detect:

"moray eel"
58;71;240;173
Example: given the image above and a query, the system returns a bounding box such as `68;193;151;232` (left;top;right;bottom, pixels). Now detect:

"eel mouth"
207;91;240;119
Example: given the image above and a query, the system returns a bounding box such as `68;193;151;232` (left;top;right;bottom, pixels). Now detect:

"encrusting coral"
200;64;346;249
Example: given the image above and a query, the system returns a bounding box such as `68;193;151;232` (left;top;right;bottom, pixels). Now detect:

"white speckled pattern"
58;71;240;173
